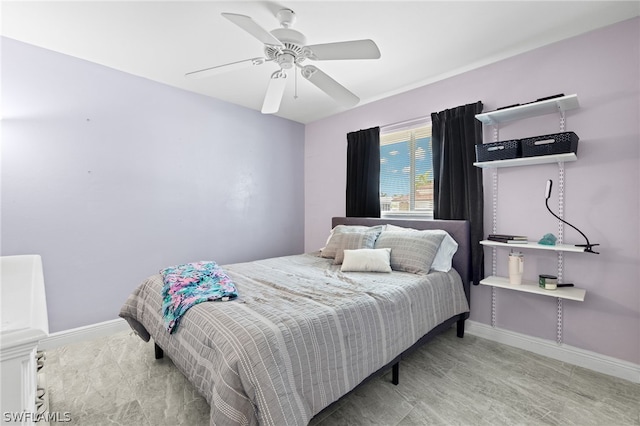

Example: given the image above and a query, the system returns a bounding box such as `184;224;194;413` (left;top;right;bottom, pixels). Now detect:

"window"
379;121;433;218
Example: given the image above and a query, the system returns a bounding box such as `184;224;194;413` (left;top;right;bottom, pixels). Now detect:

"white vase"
508;252;524;285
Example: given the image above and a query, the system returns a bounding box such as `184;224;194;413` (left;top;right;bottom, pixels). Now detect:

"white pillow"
384;225;458;272
340;248;392;273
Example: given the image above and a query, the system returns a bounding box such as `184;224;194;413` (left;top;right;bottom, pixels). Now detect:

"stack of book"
487;234;528;244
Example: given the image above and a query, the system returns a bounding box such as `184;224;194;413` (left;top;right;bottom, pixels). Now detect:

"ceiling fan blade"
222;13;283;47
300;65;359;107
262;70;288;114
305;39;381;60
185;57;266;79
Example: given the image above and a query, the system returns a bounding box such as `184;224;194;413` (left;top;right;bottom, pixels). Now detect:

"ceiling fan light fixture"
271;69;287;80
276;53;296;69
300;64;317;80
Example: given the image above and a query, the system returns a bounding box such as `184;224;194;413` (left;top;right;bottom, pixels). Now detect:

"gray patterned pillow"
385;225;458;272
321;225;383;259
374;231;445;273
333;228;383;265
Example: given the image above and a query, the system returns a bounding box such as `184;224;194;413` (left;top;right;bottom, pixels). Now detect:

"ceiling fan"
185;8;381;114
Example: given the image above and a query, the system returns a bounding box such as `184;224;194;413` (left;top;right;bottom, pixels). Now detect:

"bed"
119;217;471;425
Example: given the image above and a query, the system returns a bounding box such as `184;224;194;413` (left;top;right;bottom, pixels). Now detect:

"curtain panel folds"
431;102;484;284
346;127;381;218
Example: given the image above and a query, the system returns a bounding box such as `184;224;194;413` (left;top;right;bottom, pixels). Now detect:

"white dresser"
1;255;49;426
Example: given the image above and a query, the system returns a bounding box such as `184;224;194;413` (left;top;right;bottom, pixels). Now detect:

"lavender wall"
305;18;639;364
1;37;305;333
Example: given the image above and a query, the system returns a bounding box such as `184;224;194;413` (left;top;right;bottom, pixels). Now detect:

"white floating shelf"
480;276;586;302
474;153;577;168
480;240;587;253
476;94;580;125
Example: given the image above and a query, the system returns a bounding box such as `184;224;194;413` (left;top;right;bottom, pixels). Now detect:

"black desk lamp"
545;180;599;254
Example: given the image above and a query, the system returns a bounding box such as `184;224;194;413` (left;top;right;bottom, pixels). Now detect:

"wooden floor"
43;327;639;425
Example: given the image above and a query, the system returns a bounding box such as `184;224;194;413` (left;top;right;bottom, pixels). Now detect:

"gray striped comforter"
120;253;469;425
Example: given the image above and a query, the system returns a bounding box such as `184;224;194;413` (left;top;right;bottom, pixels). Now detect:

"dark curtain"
346;127;381;217
431;102;484;284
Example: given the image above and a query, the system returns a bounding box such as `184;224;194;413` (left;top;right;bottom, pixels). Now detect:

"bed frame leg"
154;343;164;360
392;362;399;386
457;318;465;338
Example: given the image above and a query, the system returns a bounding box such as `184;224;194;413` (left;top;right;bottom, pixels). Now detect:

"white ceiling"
2;1;638;123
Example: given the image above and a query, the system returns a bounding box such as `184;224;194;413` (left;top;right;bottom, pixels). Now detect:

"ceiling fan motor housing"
265;28;307;68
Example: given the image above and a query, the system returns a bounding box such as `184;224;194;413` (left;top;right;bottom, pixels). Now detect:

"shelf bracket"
490;125;499;328
491;287;497;328
557;162;565;284
492;167;498;277
557;298;564;344
556;109;567;344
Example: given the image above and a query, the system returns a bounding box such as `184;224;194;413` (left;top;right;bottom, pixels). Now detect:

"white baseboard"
39;318;130;350
38;318;639;384
466;320;640;384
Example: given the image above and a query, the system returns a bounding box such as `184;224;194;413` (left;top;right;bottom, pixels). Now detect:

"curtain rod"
380;115;431;132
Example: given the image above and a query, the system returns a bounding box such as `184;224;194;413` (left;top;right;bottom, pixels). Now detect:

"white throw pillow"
340;248;392;273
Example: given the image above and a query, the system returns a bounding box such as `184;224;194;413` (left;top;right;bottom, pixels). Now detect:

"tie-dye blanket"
160;261;238;333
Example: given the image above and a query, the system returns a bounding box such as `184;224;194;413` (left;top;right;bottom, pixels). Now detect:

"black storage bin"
475;139;521;162
521;132;579;157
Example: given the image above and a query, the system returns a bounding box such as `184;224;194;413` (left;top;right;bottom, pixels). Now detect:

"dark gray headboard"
331;217;471;304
